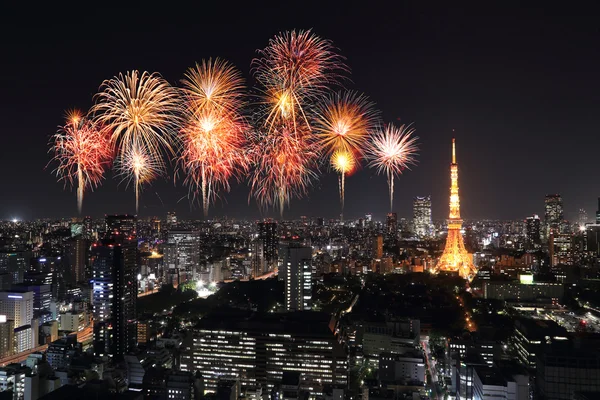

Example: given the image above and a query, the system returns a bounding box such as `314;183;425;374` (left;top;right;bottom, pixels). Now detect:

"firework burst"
179;59;248;216
366;124;419;211
116;143;165;211
330;149;357;214
92;70;181;212
248;121;319;214
49;112;112;214
315;91;378;156
252;29;347;133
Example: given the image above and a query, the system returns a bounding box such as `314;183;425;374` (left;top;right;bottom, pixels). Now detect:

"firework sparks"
252;29;347;133
179;59;248;216
366;124;419;211
49;112;112;214
331;149;357;214
315;91;378;156
92;70;180;211
116;143;165;212
249;121;319;214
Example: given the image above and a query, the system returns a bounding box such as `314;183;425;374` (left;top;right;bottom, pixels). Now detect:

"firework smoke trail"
92;70;180;212
366;124;419;212
179;59;248;217
49;112;112;214
116;143;165;213
331;149;356;216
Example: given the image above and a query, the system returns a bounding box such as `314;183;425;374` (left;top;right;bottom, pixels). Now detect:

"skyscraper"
578;208;588;230
92;216;137;360
0;291;33;328
163;230;200;282
282;244;312;312
413;196;433;238
435;138;477;280
544;194;564;236
66;237;87;283
257;221;278;272
525;215;541;249
372;235;383;259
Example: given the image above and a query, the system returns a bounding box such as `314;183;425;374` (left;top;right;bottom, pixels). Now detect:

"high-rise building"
544;194;564;236
11;284;51;323
66;237;87;283
549;232;573;267
83;216;93;239
193;311;348;397
281;245;312;312
91;226;137;360
386;213;398;239
413;196;433;238
596;198;600;224
0;315;15;358
105;214;136;237
166;211;177;227
258;221;278;272
578;208;588;230
525;215;541;249
0;251;31;285
435;138;477;280
372;235;383;259
163;230;200;282
0;291;33;327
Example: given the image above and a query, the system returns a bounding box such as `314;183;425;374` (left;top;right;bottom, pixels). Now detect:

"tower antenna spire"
452;137;456;164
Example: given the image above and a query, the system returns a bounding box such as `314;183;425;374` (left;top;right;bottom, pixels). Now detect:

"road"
224;269;277;283
422;338;441;400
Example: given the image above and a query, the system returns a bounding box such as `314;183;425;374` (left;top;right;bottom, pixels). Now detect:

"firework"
248;121;319;214
331;149;357;214
315;91;378;157
366;124;419;211
115;143;165;212
179;60;248;216
49;112;112;214
252;29;347;133
92;70;180;211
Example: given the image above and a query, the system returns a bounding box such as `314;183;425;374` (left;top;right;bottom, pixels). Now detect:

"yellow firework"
331;149;356;214
316;91;378;157
92;70;180;211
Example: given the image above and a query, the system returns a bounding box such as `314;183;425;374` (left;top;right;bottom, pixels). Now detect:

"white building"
413;196;433;238
14;325;33;353
59;312;88;332
0;291;33;328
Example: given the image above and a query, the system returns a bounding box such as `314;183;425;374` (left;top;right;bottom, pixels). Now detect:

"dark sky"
2;3;599;222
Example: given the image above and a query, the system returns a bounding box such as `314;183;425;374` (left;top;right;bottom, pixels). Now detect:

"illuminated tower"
435;138;477;280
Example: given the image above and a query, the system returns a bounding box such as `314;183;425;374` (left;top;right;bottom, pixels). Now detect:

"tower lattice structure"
435;138;477;280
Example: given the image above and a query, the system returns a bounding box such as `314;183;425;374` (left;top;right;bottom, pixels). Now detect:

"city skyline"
2;4;600;221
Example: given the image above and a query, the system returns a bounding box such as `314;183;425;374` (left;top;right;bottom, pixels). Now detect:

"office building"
105;214;136;237
91;236;137;360
192;311;347;398
258;221;278;272
578;208;588;230
167;211;177;227
512;318;567;369
549;232;573;266
483;280;564;302
14;324;33;353
59;312;88;332
471;365;529;400
372;235;383;259
66;237;87;283
0;251;30;285
0;365;29;398
545;194;564;236
163;230;200;280
0;315;15;358
281;245;312;312
525;215;541;249
0;291;33;328
413;196;433;238
379;352;426;385
11;284;51;321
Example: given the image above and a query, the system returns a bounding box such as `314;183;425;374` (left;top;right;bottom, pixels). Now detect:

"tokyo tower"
434;138;477;280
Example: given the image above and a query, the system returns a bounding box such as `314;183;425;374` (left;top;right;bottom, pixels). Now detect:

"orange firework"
248;121;319;214
366;124;419;212
49;111;112;214
179;60;248;216
253;29;347;133
92;70;181;212
315;91;378;156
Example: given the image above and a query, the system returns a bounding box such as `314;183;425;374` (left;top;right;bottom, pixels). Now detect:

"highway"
422;338;441;400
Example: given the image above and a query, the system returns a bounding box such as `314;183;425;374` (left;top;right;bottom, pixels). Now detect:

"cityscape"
2;4;600;400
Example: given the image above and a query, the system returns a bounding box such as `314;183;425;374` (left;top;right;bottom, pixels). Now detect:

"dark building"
386;212;398;239
258;221;278;271
92;220;137;360
545;194;564;236
525;215;541;249
105;214;137;238
66;237;87;284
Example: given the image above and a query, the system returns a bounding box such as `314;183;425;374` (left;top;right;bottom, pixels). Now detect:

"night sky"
2;3;599;222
